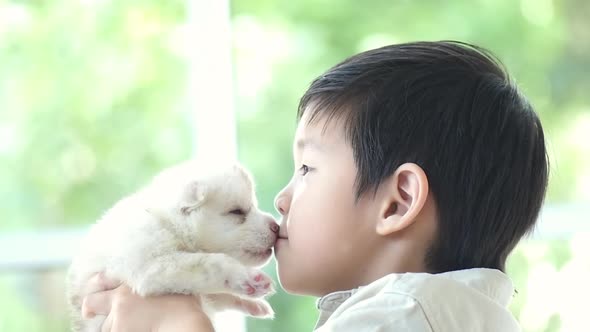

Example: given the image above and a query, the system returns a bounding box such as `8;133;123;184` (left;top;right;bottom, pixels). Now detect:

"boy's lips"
276;232;288;245
277;224;288;239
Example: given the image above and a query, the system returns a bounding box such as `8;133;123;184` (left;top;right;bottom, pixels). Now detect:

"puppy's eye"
228;208;245;216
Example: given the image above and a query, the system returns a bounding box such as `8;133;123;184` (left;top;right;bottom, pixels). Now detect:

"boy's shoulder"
315;268;521;332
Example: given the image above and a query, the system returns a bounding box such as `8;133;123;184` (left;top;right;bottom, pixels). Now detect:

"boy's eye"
299;164;310;176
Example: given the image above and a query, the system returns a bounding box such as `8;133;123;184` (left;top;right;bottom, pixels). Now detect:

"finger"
84;272;122;295
95;272;123;291
82;289;115;318
101;313;113;332
238;298;273;317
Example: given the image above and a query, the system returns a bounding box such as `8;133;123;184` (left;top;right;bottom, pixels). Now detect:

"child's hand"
82;273;214;332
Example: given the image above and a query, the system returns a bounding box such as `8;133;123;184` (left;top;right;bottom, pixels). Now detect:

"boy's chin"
274;250;333;296
277;280;310;296
275;268;326;297
275;265;302;294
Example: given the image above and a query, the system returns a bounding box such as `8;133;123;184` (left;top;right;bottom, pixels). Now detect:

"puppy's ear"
180;181;206;215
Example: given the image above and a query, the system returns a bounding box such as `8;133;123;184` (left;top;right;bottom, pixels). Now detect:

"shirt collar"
314;288;359;330
312;268;514;330
438;268;516;307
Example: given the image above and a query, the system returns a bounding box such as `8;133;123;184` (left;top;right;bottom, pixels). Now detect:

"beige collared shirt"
314;268;520;331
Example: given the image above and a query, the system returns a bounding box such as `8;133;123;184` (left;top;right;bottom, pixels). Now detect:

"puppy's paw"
242;271;274;297
225;269;274;298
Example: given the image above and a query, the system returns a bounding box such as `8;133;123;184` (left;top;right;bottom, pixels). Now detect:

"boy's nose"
274;194;290;216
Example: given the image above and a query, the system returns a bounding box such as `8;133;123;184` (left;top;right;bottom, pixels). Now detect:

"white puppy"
66;160;278;332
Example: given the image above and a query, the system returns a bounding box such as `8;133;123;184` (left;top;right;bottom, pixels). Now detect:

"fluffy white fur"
66;161;278;332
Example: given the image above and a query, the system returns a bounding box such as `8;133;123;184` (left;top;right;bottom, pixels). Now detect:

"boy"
82;40;548;331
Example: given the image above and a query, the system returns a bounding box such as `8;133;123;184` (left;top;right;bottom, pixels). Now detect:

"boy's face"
273;111;383;296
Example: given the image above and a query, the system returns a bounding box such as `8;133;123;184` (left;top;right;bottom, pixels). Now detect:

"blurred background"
1;0;589;331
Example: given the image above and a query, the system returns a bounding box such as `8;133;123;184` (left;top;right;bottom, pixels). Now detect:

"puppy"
66;160;278;332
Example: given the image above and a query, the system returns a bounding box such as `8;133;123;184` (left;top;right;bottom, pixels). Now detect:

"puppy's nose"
268;219;279;233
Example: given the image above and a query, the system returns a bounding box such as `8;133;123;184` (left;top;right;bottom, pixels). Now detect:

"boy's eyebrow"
296;139;324;152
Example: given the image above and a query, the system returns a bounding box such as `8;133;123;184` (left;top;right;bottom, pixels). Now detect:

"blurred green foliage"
0;0;588;331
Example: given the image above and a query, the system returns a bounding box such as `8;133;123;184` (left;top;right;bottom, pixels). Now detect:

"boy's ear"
375;163;429;236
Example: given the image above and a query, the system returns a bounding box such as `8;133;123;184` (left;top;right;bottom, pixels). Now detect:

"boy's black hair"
298;41;549;273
